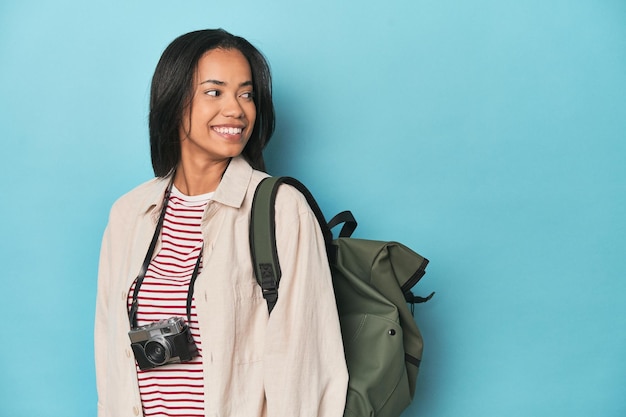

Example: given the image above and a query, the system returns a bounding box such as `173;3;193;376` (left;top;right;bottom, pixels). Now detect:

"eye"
240;91;255;100
204;90;220;97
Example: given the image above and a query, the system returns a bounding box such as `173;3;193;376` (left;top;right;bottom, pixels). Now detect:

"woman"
95;29;348;417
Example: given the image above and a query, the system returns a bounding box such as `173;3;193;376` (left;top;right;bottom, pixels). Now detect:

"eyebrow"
199;79;253;87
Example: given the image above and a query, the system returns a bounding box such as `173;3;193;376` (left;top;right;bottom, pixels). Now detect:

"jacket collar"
143;155;254;219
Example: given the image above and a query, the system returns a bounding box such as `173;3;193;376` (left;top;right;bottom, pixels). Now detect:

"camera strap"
128;179;203;328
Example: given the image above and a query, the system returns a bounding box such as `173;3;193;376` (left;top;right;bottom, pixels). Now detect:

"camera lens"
144;338;171;365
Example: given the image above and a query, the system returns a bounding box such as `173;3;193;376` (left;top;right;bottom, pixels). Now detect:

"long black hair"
149;29;275;176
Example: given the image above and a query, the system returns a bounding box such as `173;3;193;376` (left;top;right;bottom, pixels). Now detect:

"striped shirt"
128;186;212;417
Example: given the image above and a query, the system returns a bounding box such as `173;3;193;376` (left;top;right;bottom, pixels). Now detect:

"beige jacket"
95;156;348;417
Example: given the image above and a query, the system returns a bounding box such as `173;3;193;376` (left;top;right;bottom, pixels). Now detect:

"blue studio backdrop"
1;1;625;416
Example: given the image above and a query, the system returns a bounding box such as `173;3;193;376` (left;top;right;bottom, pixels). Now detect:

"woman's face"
179;48;256;164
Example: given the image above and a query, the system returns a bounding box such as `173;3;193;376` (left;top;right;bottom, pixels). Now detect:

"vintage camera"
128;317;198;370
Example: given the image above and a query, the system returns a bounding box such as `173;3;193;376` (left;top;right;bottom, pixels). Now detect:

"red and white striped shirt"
128;186;212;417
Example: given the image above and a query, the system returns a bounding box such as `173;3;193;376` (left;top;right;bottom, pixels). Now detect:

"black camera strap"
128;179;203;328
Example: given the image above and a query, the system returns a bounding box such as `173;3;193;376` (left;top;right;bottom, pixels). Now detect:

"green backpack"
250;177;433;417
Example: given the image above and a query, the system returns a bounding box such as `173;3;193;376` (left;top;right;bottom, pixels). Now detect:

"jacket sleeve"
94;222;112;417
262;187;348;417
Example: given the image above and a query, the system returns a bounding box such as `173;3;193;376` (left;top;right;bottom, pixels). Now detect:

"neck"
173;157;230;196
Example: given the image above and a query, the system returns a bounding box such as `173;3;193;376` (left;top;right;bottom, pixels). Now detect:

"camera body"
128;317;198;370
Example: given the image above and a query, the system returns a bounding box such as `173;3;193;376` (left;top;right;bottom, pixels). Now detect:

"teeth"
215;127;243;135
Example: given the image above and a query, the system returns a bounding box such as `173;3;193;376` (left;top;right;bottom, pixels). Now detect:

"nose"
222;94;245;118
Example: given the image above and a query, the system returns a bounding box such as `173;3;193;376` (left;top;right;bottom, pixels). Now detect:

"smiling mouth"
213;126;243;135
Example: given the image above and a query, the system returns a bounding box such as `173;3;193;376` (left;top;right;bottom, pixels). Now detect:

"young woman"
95;29;348;417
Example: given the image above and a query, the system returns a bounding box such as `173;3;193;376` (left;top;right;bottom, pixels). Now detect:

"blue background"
1;1;625;416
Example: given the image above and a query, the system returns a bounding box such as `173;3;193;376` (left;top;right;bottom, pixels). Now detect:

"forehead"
195;48;252;81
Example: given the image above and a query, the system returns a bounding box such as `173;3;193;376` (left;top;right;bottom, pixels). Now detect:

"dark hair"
149;29;275;176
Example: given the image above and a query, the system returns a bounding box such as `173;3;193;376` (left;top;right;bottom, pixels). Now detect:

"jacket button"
126;349;132;358
122;291;127;301
133;405;140;415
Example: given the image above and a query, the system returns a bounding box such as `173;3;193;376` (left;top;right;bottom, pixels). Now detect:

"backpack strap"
327;210;358;238
250;176;332;314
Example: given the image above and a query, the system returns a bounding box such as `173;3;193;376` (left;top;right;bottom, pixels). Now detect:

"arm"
263;188;348;417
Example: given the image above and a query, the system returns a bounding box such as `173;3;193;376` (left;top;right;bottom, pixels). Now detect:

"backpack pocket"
340;313;411;417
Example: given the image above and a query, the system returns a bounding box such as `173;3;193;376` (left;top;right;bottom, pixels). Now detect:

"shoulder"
108;176;169;225
272;179;320;224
